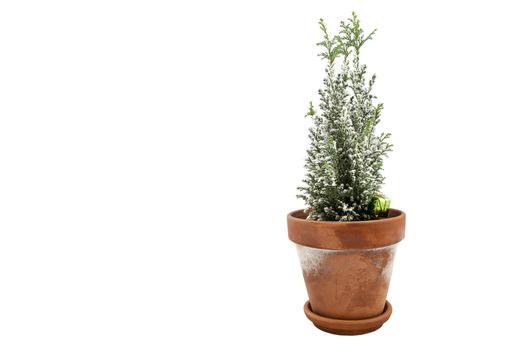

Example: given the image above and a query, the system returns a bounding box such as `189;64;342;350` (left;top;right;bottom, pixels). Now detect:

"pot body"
296;243;397;319
288;209;405;320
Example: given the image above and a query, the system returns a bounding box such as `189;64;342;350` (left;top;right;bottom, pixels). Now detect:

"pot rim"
287;208;406;250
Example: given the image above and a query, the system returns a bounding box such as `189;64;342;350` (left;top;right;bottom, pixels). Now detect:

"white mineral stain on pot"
296;244;398;278
296;245;331;275
381;245;397;281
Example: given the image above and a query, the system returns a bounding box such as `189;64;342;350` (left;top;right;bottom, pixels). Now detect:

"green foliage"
297;12;392;221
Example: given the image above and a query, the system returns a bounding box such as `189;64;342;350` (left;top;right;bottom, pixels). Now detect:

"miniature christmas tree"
298;13;392;221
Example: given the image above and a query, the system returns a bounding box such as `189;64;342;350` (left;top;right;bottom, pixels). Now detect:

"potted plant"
288;13;406;335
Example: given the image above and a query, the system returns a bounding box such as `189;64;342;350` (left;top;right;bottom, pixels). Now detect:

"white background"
1;0;525;348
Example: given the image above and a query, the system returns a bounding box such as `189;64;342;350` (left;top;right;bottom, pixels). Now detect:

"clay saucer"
303;300;393;335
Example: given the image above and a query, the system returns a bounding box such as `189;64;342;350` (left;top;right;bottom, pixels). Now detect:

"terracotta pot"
287;209;405;335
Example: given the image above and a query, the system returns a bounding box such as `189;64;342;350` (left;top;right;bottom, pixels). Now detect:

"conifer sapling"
297;13;392;221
